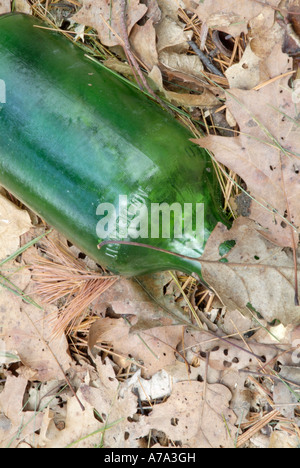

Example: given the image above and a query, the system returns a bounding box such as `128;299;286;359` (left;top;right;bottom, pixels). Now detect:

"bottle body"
0;14;228;277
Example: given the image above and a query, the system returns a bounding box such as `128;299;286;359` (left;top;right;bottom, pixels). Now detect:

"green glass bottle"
0;13;229;278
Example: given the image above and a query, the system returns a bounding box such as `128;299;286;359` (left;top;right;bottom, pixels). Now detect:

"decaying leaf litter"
0;0;300;449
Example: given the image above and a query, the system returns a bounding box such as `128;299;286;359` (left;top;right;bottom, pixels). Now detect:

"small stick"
188;40;225;78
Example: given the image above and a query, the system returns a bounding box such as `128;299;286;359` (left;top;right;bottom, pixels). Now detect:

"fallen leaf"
0;375;43;448
0;194;32;261
88;316;184;378
155;0;192;53
225;44;262;90
71;0;147;47
128;381;238;448
0;0;10;14
191;0;281;37
144;0;162;24
149;65;220;108
250;21;284;59
78;357;138;448
14;0;32;14
130;18;158;69
193;47;300;247
42;392;102;448
182;324;279;371
159;50;204;78
199;217;300;325
92;273;192;330
269;430;299;448
103;57;136;79
0;265;72;381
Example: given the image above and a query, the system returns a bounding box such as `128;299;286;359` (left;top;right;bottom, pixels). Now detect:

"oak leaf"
200;217;300;325
193;46;300;247
0;375;43;448
127;380;238;448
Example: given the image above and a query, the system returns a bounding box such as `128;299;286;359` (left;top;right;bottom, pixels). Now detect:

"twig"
188;40;225;77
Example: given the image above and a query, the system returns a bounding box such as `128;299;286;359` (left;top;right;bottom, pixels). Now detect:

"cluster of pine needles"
32;238;117;337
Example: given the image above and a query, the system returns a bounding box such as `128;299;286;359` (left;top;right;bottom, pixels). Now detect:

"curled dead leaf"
149;65;220;108
155;0;192;53
159;50;204;77
130;18;158;69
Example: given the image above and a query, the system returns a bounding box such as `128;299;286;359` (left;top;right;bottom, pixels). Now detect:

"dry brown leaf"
71;0;147;47
14;0;32;14
225;44;262;90
88;316;184;378
130;18;158;69
128;381;238;448
144;0;162;24
79;357;138;448
0;265;72;381
191;0;281;37
269;430;299;448
0;194;32;260
0;0;10;14
159;50;204;77
156;16;192;53
193;47;300;247
103;57;136;79
226;23;285;90
0;375;43;448
42;392;102;448
155;0;192;53
149;65;220;108
92;272;191;330
199;217;300;325
250;21;284;59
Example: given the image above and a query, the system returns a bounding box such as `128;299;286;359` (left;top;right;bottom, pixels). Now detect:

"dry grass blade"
31;238;118;336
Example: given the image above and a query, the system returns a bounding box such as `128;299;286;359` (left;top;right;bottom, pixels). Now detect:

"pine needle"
31;238;118;337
